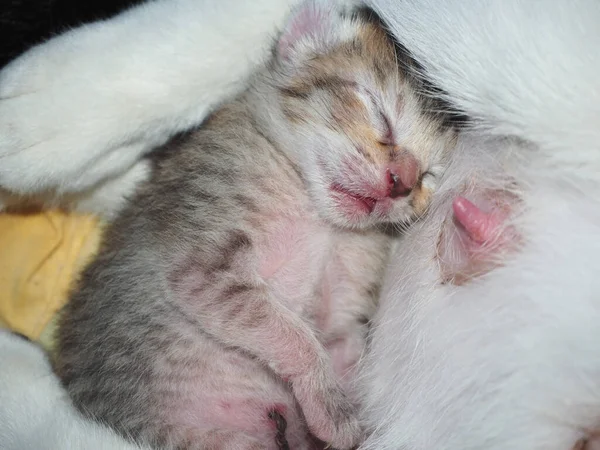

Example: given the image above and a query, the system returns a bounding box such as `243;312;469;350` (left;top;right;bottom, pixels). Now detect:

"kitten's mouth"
330;183;378;215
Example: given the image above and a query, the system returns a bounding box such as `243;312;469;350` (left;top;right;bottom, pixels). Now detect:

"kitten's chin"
311;183;413;229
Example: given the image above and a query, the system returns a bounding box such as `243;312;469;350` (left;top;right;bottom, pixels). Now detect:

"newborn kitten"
55;3;456;450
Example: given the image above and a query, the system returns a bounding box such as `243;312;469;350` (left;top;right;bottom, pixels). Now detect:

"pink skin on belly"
168;201;379;448
165;388;310;449
452;196;507;244
438;192;520;285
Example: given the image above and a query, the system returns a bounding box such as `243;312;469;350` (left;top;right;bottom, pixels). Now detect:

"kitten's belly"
256;215;332;318
152;325;313;449
253;214;369;383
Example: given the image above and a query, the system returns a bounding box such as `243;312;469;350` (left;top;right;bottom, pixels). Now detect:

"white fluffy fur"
1;0;599;448
0;0;301;216
0;329;148;449
358;0;600;448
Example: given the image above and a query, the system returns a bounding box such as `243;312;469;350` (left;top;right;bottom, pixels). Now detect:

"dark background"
1;0;144;68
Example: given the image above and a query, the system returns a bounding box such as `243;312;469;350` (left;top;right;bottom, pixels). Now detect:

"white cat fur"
358;0;600;448
0;0;302;216
0;329;148;450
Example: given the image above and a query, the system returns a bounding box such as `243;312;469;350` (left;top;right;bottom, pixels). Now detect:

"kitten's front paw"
293;371;362;449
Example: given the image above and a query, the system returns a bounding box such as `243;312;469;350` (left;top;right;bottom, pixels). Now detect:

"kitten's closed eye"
358;86;396;146
377;111;394;146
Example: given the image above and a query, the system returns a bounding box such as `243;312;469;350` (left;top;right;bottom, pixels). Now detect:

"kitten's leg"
320;232;390;395
0;0;299;215
188;289;359;449
168;256;361;449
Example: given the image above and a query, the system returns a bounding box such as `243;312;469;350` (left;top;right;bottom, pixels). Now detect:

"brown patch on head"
278;16;398;134
355;17;398;85
279;17;410;170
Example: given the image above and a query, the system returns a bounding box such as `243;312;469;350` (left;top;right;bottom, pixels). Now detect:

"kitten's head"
270;2;457;229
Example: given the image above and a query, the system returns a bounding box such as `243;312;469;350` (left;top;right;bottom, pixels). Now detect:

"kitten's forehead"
277;13;415;127
306;20;397;85
278;18;401;105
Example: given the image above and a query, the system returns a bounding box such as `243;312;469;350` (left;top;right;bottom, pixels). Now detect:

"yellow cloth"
0;210;103;351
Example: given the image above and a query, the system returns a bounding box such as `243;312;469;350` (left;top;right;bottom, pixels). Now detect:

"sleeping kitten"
55;3;457;449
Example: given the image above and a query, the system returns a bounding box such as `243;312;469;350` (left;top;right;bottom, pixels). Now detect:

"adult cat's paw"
293;369;362;449
0;24;157;201
0;0;302;206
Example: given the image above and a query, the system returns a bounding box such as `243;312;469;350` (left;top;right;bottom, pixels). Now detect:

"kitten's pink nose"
386;154;420;198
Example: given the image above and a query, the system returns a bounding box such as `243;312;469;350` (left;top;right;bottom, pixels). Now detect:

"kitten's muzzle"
386;153;420;198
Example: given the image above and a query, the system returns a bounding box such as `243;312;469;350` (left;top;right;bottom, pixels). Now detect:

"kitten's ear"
277;2;344;61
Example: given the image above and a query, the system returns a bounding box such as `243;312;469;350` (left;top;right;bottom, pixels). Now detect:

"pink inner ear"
278;3;331;59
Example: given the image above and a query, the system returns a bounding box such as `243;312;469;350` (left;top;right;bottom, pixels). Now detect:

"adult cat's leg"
0;0;299;216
